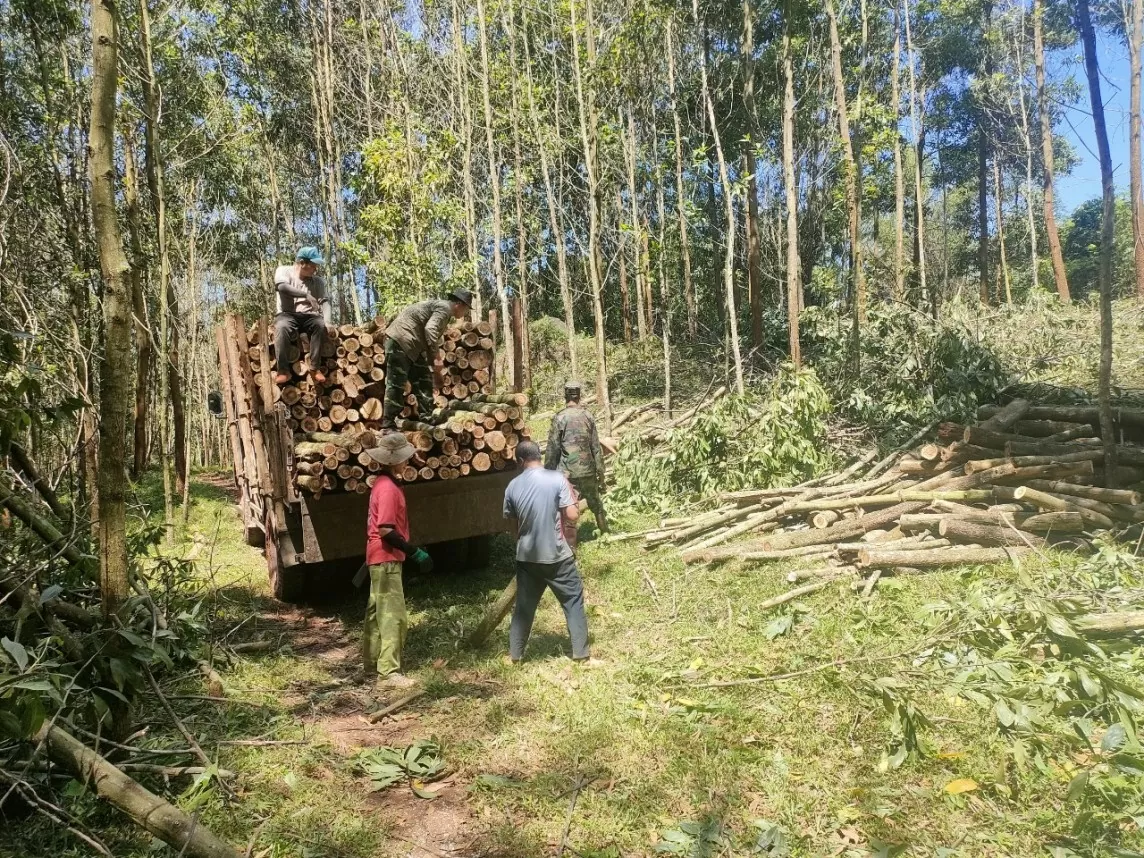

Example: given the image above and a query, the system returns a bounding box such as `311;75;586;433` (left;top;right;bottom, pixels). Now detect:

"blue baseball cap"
296;246;324;265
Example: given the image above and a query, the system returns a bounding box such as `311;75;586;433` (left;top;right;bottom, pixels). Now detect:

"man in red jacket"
363;433;433;690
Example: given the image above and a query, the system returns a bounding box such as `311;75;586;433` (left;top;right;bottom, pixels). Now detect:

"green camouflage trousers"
568;476;605;520
364;562;406;676
383;337;434;424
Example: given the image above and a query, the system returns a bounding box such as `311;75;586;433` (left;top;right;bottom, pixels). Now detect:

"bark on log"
1011;419;1093;438
937;518;1046;548
977;399;1030;432
0;475;91;570
857;546;1030;569
1073;611;1144;636
35;724;243;858
466;578;517;647
8;443;69;523
1008;486;1115;529
979;403;1144;431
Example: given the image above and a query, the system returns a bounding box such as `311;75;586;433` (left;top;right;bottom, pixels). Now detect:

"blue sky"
1052;30;1136;215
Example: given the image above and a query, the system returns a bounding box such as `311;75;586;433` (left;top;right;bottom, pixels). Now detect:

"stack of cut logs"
617;398;1144;601
244;317;526;496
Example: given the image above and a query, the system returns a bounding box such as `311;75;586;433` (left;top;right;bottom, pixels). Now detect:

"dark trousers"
274;313;326;375
382;337;434;425
509;556;590;661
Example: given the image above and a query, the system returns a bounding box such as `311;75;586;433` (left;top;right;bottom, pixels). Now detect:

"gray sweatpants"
509;556;590;661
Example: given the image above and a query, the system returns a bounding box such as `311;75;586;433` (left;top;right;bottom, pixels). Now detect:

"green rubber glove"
410;547;434;574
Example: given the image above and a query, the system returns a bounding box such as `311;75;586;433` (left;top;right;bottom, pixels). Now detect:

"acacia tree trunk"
616;191;632;343
476;0;512;379
451;0;484;320
505;0;531;390
1034;0;1071;301
695;2;745;394
624;105;647;340
570;0;612;430
1012;2;1041;294
1128;0;1144;296
138;0;179;538
89;0;133;614
904;0;928;309
1077;0;1118;480
977;0;994;304
654;125;672;417
667;20;696;341
123;136;152;479
825;0;864;337
741;0;763;347
993;159;1012;303
891;3;906;300
522;13;576;376
783;0;802;367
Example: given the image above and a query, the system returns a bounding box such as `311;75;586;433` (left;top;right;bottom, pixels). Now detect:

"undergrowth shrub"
802;302;1008;441
609;365;836;511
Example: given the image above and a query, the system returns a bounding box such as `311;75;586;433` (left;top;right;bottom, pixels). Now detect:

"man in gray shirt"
502;440;591;663
274;246;333;385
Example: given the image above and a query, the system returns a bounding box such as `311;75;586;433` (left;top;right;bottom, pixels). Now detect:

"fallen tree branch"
33;723;243;858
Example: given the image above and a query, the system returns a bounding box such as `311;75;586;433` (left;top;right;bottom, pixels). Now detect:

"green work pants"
382;337;434;425
363;562;406;676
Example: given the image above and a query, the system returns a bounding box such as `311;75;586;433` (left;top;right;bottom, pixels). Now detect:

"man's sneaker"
375;673;418;691
312;370;327;385
274;372;290;384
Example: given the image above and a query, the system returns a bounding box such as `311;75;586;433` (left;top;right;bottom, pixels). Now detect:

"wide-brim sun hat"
365;433;417;466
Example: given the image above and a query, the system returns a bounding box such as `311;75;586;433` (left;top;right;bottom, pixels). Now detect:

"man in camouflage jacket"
545;381;608;534
381;289;472;430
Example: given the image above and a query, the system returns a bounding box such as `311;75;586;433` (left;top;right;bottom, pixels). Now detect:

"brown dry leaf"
432;658;449;669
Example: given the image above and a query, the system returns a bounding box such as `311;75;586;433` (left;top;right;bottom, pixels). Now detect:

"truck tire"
266;523;305;602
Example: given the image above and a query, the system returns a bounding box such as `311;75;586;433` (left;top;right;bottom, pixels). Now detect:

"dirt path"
247;598;481;857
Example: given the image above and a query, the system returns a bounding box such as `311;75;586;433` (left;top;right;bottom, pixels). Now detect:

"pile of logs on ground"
238;316;526;496
620;398;1144;599
249;316;497;433
291;392;530;495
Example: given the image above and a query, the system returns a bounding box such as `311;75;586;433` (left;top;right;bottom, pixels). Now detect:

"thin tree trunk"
742;0;764;346
1013;2;1041;295
137;0;178;537
667;20;697;341
522;13;576;375
476;0;513;383
825;0;864;339
783;0;802;367
505;0;531;390
1077;0;1118;481
89;0;133;614
655;130;673;418
993;158;1012;303
451;0;484;320
1128;0;1144;296
696;3;745;394
1034;0;1071;301
978;124;991;303
617;191;632;343
570;0;612;430
891;3;906;301
904;0;928;309
123;136;152;479
624;106;647;340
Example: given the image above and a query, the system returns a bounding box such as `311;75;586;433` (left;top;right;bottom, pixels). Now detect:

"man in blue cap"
274;246;333;385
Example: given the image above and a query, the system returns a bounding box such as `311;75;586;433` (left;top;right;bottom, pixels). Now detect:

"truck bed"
276;470;516;568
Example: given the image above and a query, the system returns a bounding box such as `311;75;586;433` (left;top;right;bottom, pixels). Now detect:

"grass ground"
8;464;1140;858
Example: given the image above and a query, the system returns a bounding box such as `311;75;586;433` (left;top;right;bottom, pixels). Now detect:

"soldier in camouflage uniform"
381;289;472;430
545;381;608;534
